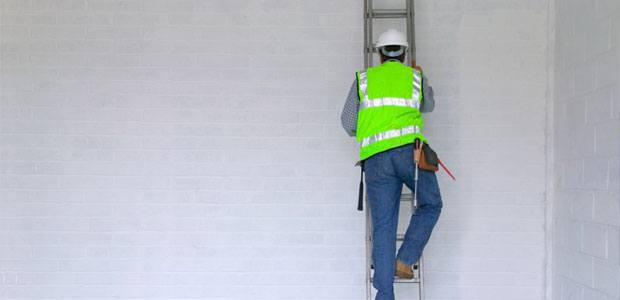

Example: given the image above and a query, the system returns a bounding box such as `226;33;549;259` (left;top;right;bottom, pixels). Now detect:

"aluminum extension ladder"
363;0;425;299
364;193;425;300
363;0;417;68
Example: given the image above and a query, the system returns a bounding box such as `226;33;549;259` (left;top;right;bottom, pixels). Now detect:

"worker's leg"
395;145;442;266
364;150;403;300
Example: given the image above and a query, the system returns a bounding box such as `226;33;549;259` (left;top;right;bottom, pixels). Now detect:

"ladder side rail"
406;0;416;65
364;0;374;68
365;197;373;300
418;255;425;299
363;0;369;68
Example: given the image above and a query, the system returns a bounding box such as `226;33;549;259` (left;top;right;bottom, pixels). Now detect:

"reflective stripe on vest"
358;70;422;110
413;71;422;99
359;72;368;101
360;125;421;148
360;97;420;110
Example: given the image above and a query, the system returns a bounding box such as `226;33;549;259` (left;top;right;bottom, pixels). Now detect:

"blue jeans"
364;144;442;300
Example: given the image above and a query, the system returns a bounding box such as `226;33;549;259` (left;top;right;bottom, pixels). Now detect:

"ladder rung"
370;264;420;270
369;265;422;282
400;194;413;201
370;277;422;283
368;9;408;19
388;234;422;241
395;278;421;283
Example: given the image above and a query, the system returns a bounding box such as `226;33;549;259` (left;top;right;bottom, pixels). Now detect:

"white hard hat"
375;29;409;49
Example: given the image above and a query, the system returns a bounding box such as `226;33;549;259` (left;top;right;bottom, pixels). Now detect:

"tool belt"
357;142;452;211
356;142;435;211
418;143;439;172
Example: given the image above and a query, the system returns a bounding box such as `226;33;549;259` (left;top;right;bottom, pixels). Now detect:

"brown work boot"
395;260;414;279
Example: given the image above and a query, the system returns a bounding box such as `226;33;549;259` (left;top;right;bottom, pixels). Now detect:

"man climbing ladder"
340;29;443;300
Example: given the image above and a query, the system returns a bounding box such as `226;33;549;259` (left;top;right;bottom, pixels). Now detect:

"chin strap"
380;46;405;58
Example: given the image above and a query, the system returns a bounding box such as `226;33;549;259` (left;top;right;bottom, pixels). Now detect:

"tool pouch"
419;143;439;172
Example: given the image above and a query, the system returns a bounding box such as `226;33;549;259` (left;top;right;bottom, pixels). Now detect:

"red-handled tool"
438;159;456;181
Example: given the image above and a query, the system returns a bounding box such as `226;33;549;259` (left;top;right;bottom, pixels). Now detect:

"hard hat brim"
375;42;409;49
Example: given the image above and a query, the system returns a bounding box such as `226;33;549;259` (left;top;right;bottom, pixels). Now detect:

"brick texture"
1;0;549;299
551;0;620;299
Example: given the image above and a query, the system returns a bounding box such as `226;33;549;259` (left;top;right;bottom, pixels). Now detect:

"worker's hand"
413;139;422;164
411;60;423;73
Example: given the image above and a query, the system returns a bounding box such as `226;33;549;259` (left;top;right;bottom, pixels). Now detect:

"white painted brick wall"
550;0;620;299
1;0;548;299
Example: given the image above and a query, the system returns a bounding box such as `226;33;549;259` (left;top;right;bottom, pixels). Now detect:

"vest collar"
382;60;404;65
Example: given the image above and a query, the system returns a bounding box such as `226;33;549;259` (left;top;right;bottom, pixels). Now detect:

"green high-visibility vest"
356;61;426;160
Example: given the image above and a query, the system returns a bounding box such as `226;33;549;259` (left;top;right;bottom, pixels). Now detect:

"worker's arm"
420;75;435;113
340;78;359;137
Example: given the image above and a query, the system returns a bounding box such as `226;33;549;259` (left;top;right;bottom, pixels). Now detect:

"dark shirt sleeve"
420;75;435;113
